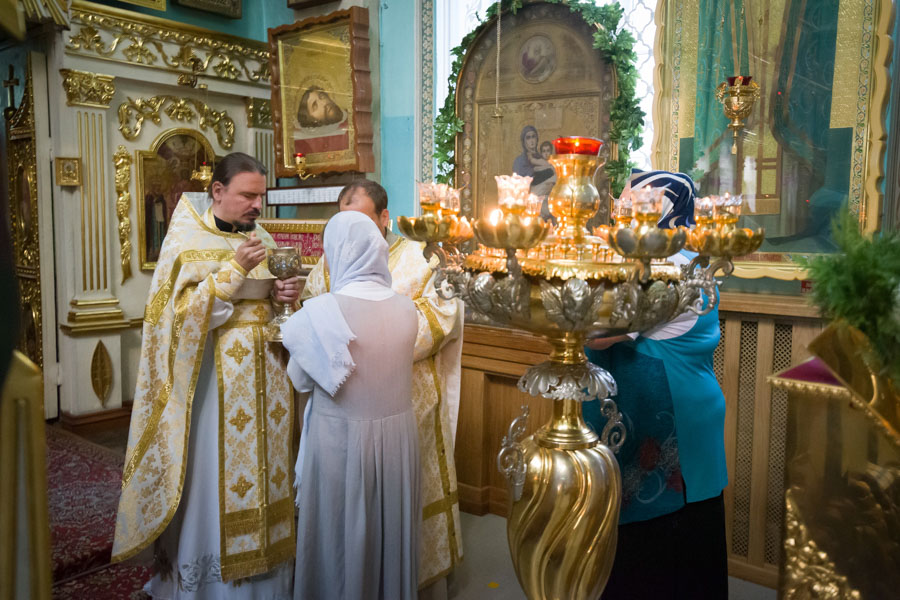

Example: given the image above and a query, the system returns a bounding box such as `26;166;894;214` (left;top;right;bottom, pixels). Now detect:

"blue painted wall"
379;0;417;219
98;0;295;42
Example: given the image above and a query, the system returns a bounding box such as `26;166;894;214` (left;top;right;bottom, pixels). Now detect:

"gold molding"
70;297;120;307
21;0;68;27
245;97;272;129
67;0;269;86
861;0;895;232
59;68;115;108
61;305;129;336
767;375;851;401
113;145;133;282
118;95;234;149
90;341;113;407
54;156;82;186
118;0;165;9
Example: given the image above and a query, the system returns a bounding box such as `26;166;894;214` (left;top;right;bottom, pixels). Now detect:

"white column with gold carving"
246;97;277;218
53;66;127;420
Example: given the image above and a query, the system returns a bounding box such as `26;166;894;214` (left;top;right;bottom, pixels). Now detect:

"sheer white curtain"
433;0;656;171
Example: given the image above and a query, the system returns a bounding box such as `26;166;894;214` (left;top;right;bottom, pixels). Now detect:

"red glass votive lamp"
727;75;753;87
552;136;604;156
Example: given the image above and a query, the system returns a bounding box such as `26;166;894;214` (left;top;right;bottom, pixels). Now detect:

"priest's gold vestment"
302;232;464;586
112;196;295;582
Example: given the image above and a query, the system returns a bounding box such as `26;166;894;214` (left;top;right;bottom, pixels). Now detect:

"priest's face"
211;171;266;231
339;188;390;236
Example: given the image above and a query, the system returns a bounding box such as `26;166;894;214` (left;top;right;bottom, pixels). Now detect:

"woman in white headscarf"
282;211;420;600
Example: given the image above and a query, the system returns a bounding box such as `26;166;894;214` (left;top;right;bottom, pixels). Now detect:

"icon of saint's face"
297;86;343;127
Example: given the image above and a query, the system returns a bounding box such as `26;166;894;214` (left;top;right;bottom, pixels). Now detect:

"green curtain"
693;0;750;164
772;0;840;168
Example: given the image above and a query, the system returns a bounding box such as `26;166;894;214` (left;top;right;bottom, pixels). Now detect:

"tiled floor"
449;512;777;600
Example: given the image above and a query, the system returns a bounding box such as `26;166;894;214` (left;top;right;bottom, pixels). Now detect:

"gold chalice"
266;246;302;343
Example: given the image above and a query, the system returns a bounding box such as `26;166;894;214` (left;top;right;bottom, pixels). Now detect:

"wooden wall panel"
455;293;823;589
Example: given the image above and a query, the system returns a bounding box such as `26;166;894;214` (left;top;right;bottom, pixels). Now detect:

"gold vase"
504;337;622;600
547;152;606;246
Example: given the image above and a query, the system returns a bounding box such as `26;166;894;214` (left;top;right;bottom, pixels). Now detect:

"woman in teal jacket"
585;170;728;599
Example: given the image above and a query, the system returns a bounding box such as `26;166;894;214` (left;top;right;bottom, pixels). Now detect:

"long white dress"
143;298;293;600
290;293;421;600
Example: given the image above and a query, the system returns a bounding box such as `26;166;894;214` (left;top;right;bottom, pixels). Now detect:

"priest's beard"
233;220;256;232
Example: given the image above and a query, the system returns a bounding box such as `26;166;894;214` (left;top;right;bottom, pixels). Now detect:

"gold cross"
270;403;287;425
252;303;269;321
3;66;19;109
225;340;250;363
272;467;286;487
230;475;254;498
228;408;252;432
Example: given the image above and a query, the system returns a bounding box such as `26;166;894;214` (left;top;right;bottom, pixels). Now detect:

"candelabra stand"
399;137;763;600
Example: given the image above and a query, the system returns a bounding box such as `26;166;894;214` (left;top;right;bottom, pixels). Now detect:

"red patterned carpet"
47;426;150;598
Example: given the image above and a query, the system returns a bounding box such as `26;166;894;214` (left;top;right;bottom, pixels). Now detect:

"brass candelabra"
399;136;763;600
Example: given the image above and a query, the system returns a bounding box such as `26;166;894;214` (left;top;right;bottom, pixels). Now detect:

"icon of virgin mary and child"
512;125;556;221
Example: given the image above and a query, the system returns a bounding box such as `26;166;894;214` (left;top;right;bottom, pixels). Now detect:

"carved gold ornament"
782;491;861;600
59;68;115;108
90;341;113;407
118;95;235;149
113;145;133;283
67;2;269;86
244;97;272;129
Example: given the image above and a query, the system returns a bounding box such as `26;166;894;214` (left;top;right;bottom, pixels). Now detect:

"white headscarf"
281;211;393;396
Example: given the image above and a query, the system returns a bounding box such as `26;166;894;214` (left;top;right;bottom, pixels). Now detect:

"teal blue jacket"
584;302;728;524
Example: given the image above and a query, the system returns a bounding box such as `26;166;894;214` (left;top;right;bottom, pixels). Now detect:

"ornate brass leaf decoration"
91;341;113;406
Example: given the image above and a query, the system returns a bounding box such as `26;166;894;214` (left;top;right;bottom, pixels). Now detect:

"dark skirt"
601;494;728;600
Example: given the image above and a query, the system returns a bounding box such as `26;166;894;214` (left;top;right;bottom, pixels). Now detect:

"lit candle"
695;196;716;228
632;186;664;218
714;192;742;224
526;193;542;217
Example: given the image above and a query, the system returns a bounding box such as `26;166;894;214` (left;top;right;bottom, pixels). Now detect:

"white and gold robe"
302;232;464;587
112;195;295;593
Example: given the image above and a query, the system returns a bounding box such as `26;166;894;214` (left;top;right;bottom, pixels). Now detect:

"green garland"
433;0;644;197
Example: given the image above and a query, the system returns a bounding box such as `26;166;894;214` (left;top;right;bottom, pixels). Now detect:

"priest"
302;180;464;597
112;153;299;598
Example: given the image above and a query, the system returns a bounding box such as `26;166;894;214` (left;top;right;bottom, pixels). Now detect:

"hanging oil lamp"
715;75;760;154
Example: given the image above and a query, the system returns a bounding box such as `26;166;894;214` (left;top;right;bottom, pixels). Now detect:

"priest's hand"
235;233;266;272
273;277;301;304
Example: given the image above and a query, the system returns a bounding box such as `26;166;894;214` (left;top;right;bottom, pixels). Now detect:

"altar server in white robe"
283;210;421;600
112;153;298;598
302;181;463;597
